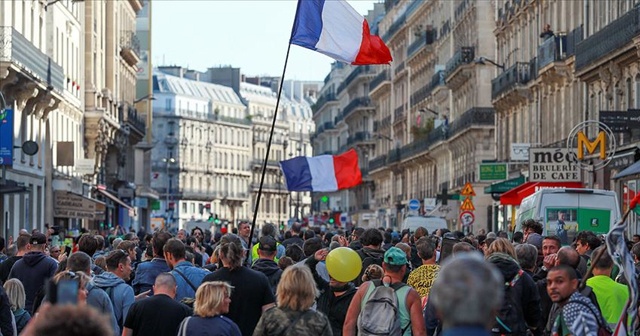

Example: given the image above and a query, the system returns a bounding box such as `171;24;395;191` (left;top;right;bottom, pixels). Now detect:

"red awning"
500;181;584;205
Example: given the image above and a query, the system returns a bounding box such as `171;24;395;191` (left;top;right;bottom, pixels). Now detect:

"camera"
46;278;78;305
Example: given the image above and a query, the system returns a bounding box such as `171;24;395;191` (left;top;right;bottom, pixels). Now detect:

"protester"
251;236;283;294
178;281;240;335
253;265;332;336
9;232;57;314
201;234;275;336
0;234;30;284
407;237;439;299
586;246;629;327
20;303;113;336
65;251;118;335
133;231;172;294
4;278;30;334
307;248;357;336
163;238;210;302
51;270;91;305
122;273;192;336
430;252;503;335
343;247;426;336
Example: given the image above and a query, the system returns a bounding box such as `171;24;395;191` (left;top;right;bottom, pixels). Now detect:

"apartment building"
0;0;84;236
151;68;251;231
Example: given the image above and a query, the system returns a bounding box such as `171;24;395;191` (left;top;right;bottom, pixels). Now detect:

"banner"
0;108;13;166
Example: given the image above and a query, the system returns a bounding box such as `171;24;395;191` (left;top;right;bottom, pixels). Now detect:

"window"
165;99;171;111
182;203;187;214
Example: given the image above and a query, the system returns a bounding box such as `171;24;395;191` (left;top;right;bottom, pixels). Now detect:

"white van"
401;215;448;235
515;188;620;245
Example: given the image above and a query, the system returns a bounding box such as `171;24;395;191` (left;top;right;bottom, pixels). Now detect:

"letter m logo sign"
577;131;606;160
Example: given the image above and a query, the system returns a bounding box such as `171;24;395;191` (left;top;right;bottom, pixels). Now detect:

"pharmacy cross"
436;187;450;206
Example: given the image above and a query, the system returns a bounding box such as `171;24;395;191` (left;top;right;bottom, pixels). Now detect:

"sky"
152;0;378;82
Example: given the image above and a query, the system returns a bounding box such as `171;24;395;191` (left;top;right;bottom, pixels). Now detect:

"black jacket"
9;251;57;314
306;257;356;336
490;255;542;335
251;258;282;294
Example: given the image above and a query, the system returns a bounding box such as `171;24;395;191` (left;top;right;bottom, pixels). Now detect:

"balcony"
387;148;401;164
0;26;65;92
337;65;373;95
213;114;251;126
312;93;337;113
342;97;373;120
407;29;437;60
575;6;640;72
445;47;475;87
381;115;392;129
180;189;212;202
538;35;568;69
347;131;374;146
383;13;406;42
124;105;146;137
369;155;388;172
566;25;584;57
448;107;495;139
120;31;140;67
399;125;447;160
250;183;285;192
370;70;390;93
491;62;532;102
251;160;280;169
410;70;445;106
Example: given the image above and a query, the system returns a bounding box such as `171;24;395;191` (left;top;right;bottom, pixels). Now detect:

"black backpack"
492;269;528;335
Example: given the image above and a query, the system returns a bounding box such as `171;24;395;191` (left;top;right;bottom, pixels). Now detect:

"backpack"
357;250;383;285
491;269;527;335
357;280;411;336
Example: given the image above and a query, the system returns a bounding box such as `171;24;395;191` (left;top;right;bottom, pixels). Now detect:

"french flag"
290;0;392;65
280;149;362;192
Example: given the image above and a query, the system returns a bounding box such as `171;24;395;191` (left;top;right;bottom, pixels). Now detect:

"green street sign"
151;199;161;210
479;163;508;181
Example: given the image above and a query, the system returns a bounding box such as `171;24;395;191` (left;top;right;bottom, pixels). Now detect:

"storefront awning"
614;160;640;179
484;175;526;194
95;188;134;211
0;180;30;195
500;181;584;206
54;191;106;220
136;186;160;200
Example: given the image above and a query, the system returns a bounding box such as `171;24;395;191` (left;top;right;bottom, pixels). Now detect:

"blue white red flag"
290;0;392;65
279;148;362;192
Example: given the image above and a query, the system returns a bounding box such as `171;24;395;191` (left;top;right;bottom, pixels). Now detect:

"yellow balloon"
325;247;362;282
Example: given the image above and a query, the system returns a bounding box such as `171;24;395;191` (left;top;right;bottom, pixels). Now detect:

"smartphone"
47;279;78;305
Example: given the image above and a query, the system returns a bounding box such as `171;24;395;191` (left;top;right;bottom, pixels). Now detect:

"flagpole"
245;23;296;265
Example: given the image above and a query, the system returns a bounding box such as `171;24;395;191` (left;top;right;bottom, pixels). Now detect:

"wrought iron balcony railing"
445;47;475;78
369;155;388;171
491;62;532;99
575;7;640;71
369;70;390;92
342;97;372;120
337;65;373;94
537;35;568;69
410;70;446;105
448;107;495;138
0;26;64;92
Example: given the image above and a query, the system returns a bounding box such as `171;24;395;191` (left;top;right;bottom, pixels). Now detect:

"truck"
515;188;621;245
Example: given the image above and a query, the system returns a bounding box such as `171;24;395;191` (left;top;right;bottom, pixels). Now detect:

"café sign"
529;148;580;182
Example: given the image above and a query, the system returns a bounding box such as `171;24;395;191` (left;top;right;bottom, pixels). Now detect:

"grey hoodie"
93;272;134;335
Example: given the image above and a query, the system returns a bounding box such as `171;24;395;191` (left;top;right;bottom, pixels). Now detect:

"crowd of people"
0;218;634;335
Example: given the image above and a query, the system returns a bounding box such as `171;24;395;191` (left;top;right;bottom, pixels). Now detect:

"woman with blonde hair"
177;281;240;336
253;265;332;336
4;278;31;333
485;237;518;259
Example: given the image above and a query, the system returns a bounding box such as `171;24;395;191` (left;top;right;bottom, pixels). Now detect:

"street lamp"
162;157;176;225
475;56;505;70
133;94;156;104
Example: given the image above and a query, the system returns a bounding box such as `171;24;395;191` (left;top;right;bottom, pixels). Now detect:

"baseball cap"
30;233;47;245
258;236;277;252
384;247;407;266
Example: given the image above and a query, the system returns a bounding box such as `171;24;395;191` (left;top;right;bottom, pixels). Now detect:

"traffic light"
208;214;214;223
321;195;329;203
214;215;221;225
328;217;335;224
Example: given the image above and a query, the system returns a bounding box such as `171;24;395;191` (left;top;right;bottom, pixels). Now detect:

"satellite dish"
21;141;39;156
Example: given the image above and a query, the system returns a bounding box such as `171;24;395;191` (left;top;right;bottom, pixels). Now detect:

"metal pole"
166;157;170;227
